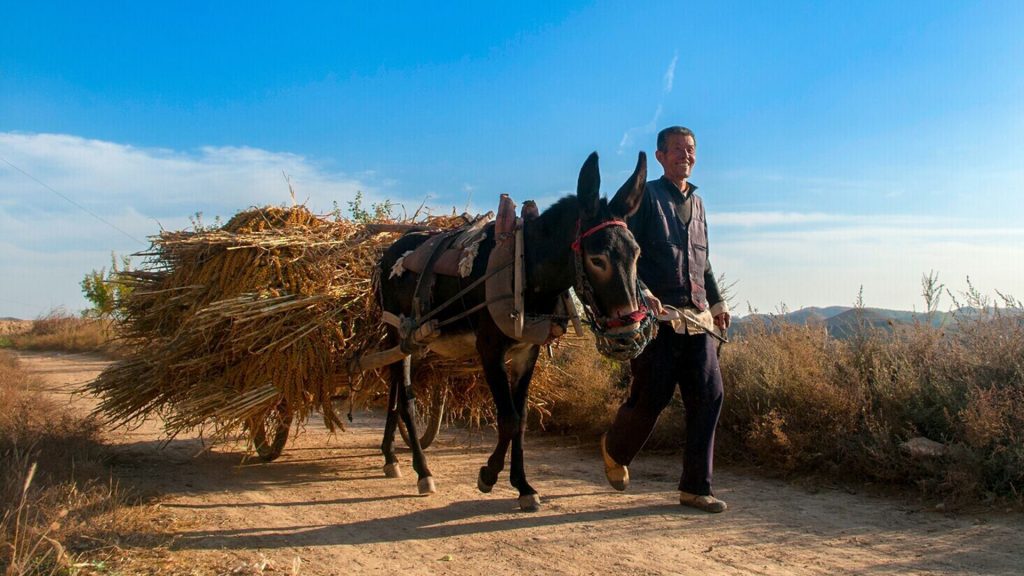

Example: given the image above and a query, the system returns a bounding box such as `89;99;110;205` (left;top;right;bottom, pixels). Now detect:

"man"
601;126;731;513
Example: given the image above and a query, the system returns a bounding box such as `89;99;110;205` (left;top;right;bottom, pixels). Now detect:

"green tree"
80;253;134;319
345;191;394;223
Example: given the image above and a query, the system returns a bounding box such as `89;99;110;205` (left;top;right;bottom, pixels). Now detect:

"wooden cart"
245;341;448;462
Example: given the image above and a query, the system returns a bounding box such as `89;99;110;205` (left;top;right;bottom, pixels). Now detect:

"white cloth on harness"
389;219;490;279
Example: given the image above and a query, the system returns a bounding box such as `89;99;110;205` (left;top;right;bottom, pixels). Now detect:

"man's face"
655;134;696;183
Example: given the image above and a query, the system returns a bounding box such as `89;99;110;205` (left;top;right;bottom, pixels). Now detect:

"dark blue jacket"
627;176;723;311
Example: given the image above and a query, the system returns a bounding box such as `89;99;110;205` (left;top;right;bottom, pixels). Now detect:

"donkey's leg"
475;336;516;495
380;368;402;478
395;355;436;495
508;344;542;511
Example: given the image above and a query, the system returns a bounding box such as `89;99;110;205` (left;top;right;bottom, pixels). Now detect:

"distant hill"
782;306;851;324
731;306;958;339
826;308;899;339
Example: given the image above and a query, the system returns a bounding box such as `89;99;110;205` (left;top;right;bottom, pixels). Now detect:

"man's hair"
657;126;696;152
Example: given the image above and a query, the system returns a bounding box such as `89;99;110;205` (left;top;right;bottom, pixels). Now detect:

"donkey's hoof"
383;462;402;478
518;493;541;512
477;467;495;493
417;476;436;495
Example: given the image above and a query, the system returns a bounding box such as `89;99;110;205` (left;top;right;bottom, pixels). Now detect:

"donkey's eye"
589;256;606;269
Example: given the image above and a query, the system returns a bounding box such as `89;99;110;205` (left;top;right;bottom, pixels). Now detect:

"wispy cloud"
618;51;678;154
709;211;1024;312
617;104;662;153
0;132;391;317
0;133;386;218
715;211;853;227
663;52;678;93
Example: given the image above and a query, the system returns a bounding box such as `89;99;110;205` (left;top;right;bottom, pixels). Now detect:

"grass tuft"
8;310;123;357
0;350;164;575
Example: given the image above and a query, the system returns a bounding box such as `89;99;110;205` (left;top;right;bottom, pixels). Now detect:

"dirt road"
17;350;1024;575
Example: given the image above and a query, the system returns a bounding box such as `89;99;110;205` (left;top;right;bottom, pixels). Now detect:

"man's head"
655;126;697;185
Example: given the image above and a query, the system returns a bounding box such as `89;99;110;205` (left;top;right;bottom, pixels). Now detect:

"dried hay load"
88;205;403;440
87;204;571;451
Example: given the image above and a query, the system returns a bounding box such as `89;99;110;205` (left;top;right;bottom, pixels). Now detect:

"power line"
1;154;146;245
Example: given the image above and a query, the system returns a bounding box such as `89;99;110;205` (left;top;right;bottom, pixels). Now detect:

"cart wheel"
248;403;292;462
399;388;446;450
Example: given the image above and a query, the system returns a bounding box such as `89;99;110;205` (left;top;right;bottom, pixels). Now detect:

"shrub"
713;304;1024;503
719;319;861;472
539;338;628;436
9;309;123;357
80;253;134;320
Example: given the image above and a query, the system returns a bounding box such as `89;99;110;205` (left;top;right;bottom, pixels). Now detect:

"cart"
245;331;449;462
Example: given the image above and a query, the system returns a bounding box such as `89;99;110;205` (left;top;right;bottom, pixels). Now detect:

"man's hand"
714;311;731;330
643;291;664;315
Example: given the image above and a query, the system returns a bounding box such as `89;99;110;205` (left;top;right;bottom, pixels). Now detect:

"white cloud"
0;133;387;218
618;104;662;154
618;51;678;155
0;132;394;318
710;213;1024;312
0;241;120;317
663;51;678;93
715;211;853;227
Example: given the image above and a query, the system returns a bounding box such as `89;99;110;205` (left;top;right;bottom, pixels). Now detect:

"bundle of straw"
87;204;569;448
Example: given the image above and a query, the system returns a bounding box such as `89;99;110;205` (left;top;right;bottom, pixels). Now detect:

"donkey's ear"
577;152;601;219
609;151;647;219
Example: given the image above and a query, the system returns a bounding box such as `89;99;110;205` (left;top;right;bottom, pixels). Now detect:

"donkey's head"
573;151;655;360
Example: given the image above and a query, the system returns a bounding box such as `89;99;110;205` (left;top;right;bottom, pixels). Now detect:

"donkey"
375;151;651;511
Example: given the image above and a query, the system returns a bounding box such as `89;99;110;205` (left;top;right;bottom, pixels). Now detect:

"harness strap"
571;219;627;252
418;258;513;325
412;229;462;319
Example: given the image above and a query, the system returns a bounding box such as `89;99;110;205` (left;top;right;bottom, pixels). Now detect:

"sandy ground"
15;350;1024;576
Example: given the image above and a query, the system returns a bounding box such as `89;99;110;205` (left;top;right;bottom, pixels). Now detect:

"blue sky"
2;1;1023;318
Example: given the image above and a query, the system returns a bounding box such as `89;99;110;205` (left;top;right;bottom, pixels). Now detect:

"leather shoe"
601;434;628;491
679;491;727;513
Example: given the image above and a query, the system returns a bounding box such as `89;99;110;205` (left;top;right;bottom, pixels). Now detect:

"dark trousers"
605;326;724;495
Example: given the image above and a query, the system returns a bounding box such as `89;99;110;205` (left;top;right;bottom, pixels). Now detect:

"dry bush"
946;311;1024;498
537;337;628;437
712;306;1024;503
9;310;123;357
0;351;163;575
0;321;32;338
719;319;861;472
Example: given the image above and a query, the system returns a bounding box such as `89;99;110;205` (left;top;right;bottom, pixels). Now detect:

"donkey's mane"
537;195;611;234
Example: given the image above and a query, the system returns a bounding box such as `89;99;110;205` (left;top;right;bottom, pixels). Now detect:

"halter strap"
571;219;627;252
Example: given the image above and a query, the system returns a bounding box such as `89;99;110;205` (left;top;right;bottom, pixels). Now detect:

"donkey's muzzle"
593;310;657;361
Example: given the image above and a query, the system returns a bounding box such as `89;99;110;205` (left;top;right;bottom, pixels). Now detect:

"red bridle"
571;219;627;253
570;218;649;328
